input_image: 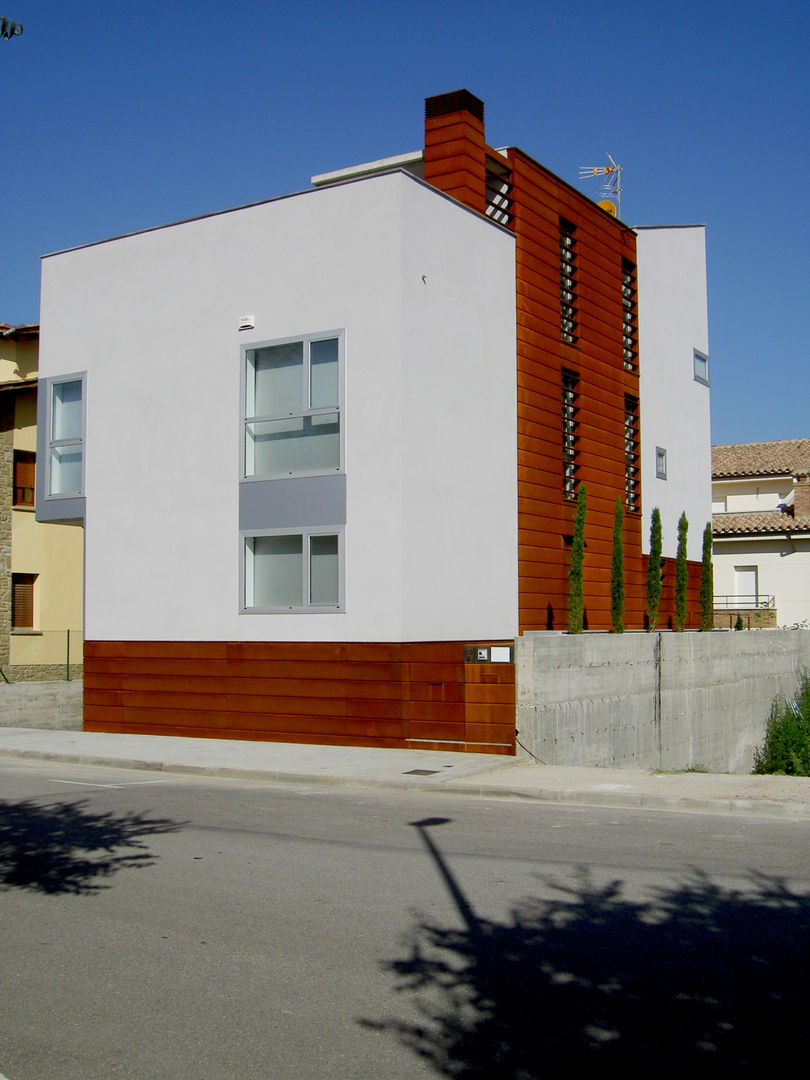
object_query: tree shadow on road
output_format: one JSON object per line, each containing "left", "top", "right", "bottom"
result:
{"left": 0, "top": 798, "right": 183, "bottom": 895}
{"left": 363, "top": 820, "right": 810, "bottom": 1074}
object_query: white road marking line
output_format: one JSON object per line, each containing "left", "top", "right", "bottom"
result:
{"left": 49, "top": 779, "right": 167, "bottom": 789}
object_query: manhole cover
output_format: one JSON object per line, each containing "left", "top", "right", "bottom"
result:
{"left": 403, "top": 769, "right": 440, "bottom": 776}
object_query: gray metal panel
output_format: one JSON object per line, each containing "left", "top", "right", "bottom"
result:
{"left": 239, "top": 474, "right": 346, "bottom": 531}
{"left": 35, "top": 373, "right": 86, "bottom": 523}
{"left": 36, "top": 494, "right": 85, "bottom": 522}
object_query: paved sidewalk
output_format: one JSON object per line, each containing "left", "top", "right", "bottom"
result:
{"left": 1, "top": 727, "right": 809, "bottom": 819}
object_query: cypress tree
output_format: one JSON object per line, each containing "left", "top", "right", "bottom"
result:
{"left": 610, "top": 497, "right": 625, "bottom": 632}
{"left": 568, "top": 483, "right": 587, "bottom": 634}
{"left": 673, "top": 511, "right": 689, "bottom": 631}
{"left": 646, "top": 507, "right": 663, "bottom": 631}
{"left": 699, "top": 522, "right": 714, "bottom": 631}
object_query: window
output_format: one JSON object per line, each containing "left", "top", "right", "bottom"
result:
{"left": 624, "top": 395, "right": 640, "bottom": 512}
{"left": 243, "top": 528, "right": 343, "bottom": 611}
{"left": 559, "top": 218, "right": 578, "bottom": 344}
{"left": 13, "top": 450, "right": 35, "bottom": 507}
{"left": 621, "top": 258, "right": 638, "bottom": 371}
{"left": 561, "top": 369, "right": 579, "bottom": 498}
{"left": 243, "top": 333, "right": 342, "bottom": 479}
{"left": 655, "top": 446, "right": 667, "bottom": 480}
{"left": 48, "top": 377, "right": 84, "bottom": 496}
{"left": 11, "top": 573, "right": 36, "bottom": 629}
{"left": 693, "top": 349, "right": 709, "bottom": 386}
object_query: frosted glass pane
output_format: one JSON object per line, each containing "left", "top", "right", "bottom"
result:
{"left": 248, "top": 343, "right": 302, "bottom": 417}
{"left": 246, "top": 412, "right": 340, "bottom": 476}
{"left": 252, "top": 535, "right": 302, "bottom": 607}
{"left": 49, "top": 445, "right": 82, "bottom": 495}
{"left": 52, "top": 380, "right": 82, "bottom": 440}
{"left": 310, "top": 338, "right": 338, "bottom": 408}
{"left": 310, "top": 535, "right": 339, "bottom": 604}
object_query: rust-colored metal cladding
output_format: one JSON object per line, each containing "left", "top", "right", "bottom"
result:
{"left": 83, "top": 640, "right": 516, "bottom": 754}
{"left": 422, "top": 91, "right": 700, "bottom": 631}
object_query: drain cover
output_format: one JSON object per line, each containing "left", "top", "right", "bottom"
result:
{"left": 403, "top": 769, "right": 440, "bottom": 776}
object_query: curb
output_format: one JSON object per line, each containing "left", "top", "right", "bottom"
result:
{"left": 3, "top": 745, "right": 810, "bottom": 820}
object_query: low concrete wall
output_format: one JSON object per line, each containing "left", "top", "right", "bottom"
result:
{"left": 516, "top": 630, "right": 810, "bottom": 773}
{"left": 0, "top": 679, "right": 83, "bottom": 730}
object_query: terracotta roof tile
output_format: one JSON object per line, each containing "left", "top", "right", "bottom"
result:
{"left": 712, "top": 438, "right": 810, "bottom": 478}
{"left": 712, "top": 508, "right": 810, "bottom": 536}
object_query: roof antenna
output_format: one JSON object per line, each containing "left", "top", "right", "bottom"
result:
{"left": 579, "top": 153, "right": 622, "bottom": 218}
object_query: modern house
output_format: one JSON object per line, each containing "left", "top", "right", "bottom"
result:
{"left": 1, "top": 322, "right": 84, "bottom": 679}
{"left": 37, "top": 90, "right": 711, "bottom": 752}
{"left": 712, "top": 439, "right": 810, "bottom": 628}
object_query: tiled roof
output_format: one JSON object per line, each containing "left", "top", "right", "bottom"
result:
{"left": 712, "top": 509, "right": 810, "bottom": 536}
{"left": 712, "top": 438, "right": 810, "bottom": 478}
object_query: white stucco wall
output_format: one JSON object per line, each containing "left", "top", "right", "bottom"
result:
{"left": 712, "top": 477, "right": 793, "bottom": 513}
{"left": 39, "top": 172, "right": 517, "bottom": 643}
{"left": 713, "top": 537, "right": 810, "bottom": 627}
{"left": 635, "top": 225, "right": 711, "bottom": 561}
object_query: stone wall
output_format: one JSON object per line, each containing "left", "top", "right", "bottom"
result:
{"left": 516, "top": 629, "right": 810, "bottom": 773}
{"left": 0, "top": 679, "right": 83, "bottom": 729}
{"left": 713, "top": 607, "right": 778, "bottom": 630}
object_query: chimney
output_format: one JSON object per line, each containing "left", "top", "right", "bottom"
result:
{"left": 793, "top": 473, "right": 810, "bottom": 517}
{"left": 424, "top": 90, "right": 487, "bottom": 215}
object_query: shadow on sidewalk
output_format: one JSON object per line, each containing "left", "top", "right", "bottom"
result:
{"left": 0, "top": 798, "right": 183, "bottom": 895}
{"left": 363, "top": 818, "right": 810, "bottom": 1073}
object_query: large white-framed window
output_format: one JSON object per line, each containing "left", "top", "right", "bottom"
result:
{"left": 242, "top": 331, "right": 343, "bottom": 480}
{"left": 47, "top": 374, "right": 85, "bottom": 497}
{"left": 242, "top": 527, "right": 344, "bottom": 612}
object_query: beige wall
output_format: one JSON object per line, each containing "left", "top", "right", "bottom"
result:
{"left": 1, "top": 336, "right": 85, "bottom": 675}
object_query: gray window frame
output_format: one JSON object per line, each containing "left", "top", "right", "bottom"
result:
{"left": 693, "top": 348, "right": 710, "bottom": 386}
{"left": 240, "top": 330, "right": 345, "bottom": 482}
{"left": 240, "top": 525, "right": 345, "bottom": 613}
{"left": 655, "top": 446, "right": 668, "bottom": 480}
{"left": 44, "top": 371, "right": 87, "bottom": 501}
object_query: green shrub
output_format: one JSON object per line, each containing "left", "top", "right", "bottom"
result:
{"left": 753, "top": 673, "right": 810, "bottom": 775}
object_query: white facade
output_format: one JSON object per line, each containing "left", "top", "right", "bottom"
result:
{"left": 38, "top": 171, "right": 518, "bottom": 643}
{"left": 712, "top": 471, "right": 810, "bottom": 627}
{"left": 635, "top": 225, "right": 711, "bottom": 562}
{"left": 712, "top": 536, "right": 810, "bottom": 628}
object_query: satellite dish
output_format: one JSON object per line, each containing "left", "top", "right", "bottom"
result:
{"left": 597, "top": 199, "right": 617, "bottom": 217}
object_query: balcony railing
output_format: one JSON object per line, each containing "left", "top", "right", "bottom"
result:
{"left": 713, "top": 594, "right": 775, "bottom": 610}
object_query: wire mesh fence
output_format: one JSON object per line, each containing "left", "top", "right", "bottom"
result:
{"left": 6, "top": 630, "right": 84, "bottom": 681}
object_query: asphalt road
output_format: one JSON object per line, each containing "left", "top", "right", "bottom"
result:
{"left": 1, "top": 757, "right": 809, "bottom": 1078}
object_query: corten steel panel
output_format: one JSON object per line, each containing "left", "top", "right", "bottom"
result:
{"left": 83, "top": 640, "right": 516, "bottom": 754}
{"left": 424, "top": 109, "right": 487, "bottom": 215}
{"left": 419, "top": 95, "right": 712, "bottom": 631}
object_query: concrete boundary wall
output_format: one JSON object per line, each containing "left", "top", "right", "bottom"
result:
{"left": 516, "top": 630, "right": 810, "bottom": 773}
{"left": 0, "top": 680, "right": 83, "bottom": 730}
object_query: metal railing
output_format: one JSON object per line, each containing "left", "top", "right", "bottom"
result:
{"left": 713, "top": 595, "right": 775, "bottom": 610}
{"left": 7, "top": 629, "right": 84, "bottom": 679}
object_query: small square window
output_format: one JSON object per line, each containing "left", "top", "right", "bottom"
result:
{"left": 655, "top": 446, "right": 667, "bottom": 480}
{"left": 243, "top": 528, "right": 343, "bottom": 612}
{"left": 693, "top": 349, "right": 709, "bottom": 386}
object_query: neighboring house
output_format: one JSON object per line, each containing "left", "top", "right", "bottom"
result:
{"left": 37, "top": 90, "right": 711, "bottom": 752}
{"left": 0, "top": 323, "right": 84, "bottom": 679}
{"left": 712, "top": 439, "right": 810, "bottom": 628}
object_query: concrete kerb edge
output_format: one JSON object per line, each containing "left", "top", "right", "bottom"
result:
{"left": 2, "top": 746, "right": 809, "bottom": 819}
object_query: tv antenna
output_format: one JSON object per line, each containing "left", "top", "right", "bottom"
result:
{"left": 579, "top": 153, "right": 622, "bottom": 218}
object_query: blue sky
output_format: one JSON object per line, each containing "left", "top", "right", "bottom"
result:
{"left": 2, "top": 0, "right": 807, "bottom": 445}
